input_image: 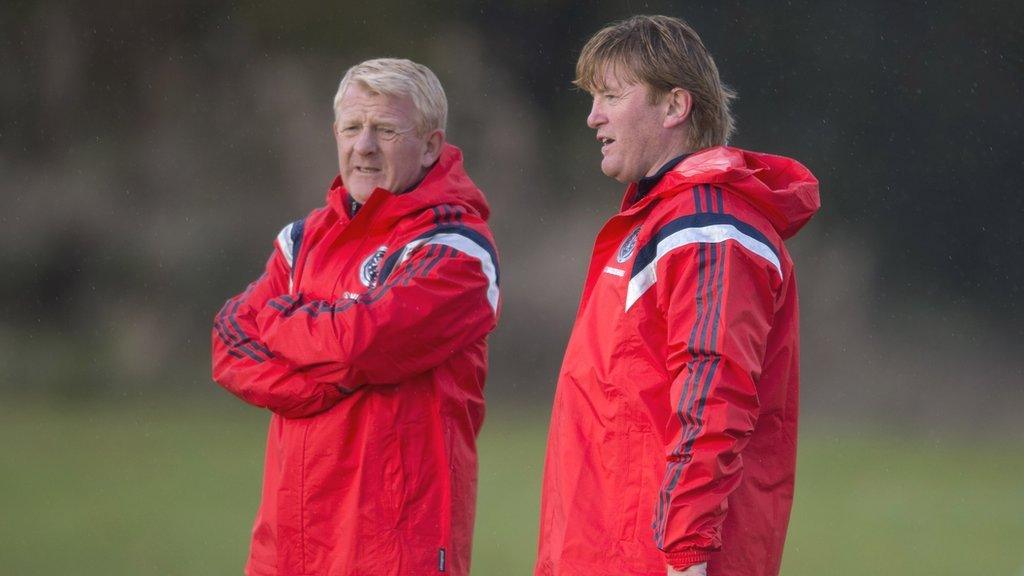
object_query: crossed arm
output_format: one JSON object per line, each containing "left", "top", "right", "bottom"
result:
{"left": 212, "top": 240, "right": 497, "bottom": 417}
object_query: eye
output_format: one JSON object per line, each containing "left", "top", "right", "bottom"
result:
{"left": 376, "top": 126, "right": 399, "bottom": 140}
{"left": 339, "top": 124, "right": 362, "bottom": 136}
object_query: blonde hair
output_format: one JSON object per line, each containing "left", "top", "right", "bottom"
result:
{"left": 575, "top": 15, "right": 736, "bottom": 150}
{"left": 334, "top": 58, "right": 448, "bottom": 134}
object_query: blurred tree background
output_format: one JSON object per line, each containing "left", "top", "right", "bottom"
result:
{"left": 2, "top": 1, "right": 1022, "bottom": 574}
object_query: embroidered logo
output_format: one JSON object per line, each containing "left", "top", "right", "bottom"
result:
{"left": 359, "top": 245, "right": 388, "bottom": 288}
{"left": 617, "top": 226, "right": 641, "bottom": 263}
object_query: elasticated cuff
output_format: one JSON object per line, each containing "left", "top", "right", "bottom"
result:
{"left": 665, "top": 550, "right": 712, "bottom": 571}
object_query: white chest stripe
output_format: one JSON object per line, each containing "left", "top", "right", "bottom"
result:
{"left": 624, "top": 224, "right": 782, "bottom": 311}
{"left": 401, "top": 233, "right": 500, "bottom": 313}
{"left": 276, "top": 223, "right": 296, "bottom": 268}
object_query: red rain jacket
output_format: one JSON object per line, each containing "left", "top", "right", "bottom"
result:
{"left": 212, "top": 144, "right": 500, "bottom": 576}
{"left": 536, "top": 147, "right": 819, "bottom": 576}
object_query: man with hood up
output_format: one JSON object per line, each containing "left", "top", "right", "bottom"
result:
{"left": 535, "top": 16, "right": 820, "bottom": 576}
{"left": 212, "top": 58, "right": 500, "bottom": 576}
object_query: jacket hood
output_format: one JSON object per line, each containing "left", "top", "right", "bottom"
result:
{"left": 326, "top": 143, "right": 490, "bottom": 226}
{"left": 657, "top": 146, "right": 820, "bottom": 239}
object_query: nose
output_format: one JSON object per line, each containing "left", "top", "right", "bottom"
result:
{"left": 354, "top": 126, "right": 378, "bottom": 155}
{"left": 586, "top": 98, "right": 606, "bottom": 129}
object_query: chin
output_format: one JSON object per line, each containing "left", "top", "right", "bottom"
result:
{"left": 602, "top": 167, "right": 630, "bottom": 184}
{"left": 601, "top": 158, "right": 634, "bottom": 183}
{"left": 349, "top": 187, "right": 374, "bottom": 203}
{"left": 600, "top": 160, "right": 620, "bottom": 181}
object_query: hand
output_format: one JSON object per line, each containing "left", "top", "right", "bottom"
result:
{"left": 668, "top": 562, "right": 707, "bottom": 576}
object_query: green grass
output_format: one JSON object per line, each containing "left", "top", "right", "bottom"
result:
{"left": 783, "top": 432, "right": 1024, "bottom": 575}
{"left": 1, "top": 397, "right": 1021, "bottom": 575}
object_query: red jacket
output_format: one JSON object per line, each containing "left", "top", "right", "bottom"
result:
{"left": 535, "top": 147, "right": 819, "bottom": 576}
{"left": 212, "top": 144, "right": 500, "bottom": 576}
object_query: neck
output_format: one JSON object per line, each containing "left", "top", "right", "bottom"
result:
{"left": 644, "top": 146, "right": 691, "bottom": 178}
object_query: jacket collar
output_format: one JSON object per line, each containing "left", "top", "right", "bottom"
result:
{"left": 634, "top": 153, "right": 690, "bottom": 204}
{"left": 619, "top": 153, "right": 691, "bottom": 214}
{"left": 618, "top": 146, "right": 821, "bottom": 239}
{"left": 326, "top": 144, "right": 491, "bottom": 231}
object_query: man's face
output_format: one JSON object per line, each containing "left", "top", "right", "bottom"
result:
{"left": 586, "top": 67, "right": 675, "bottom": 184}
{"left": 334, "top": 83, "right": 440, "bottom": 203}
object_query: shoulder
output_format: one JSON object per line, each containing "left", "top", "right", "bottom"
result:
{"left": 641, "top": 183, "right": 785, "bottom": 281}
{"left": 275, "top": 206, "right": 332, "bottom": 268}
{"left": 396, "top": 203, "right": 497, "bottom": 254}
{"left": 382, "top": 203, "right": 500, "bottom": 284}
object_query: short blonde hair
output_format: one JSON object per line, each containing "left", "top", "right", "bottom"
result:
{"left": 575, "top": 15, "right": 736, "bottom": 151}
{"left": 333, "top": 58, "right": 448, "bottom": 134}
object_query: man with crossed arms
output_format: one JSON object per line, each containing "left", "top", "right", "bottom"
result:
{"left": 213, "top": 58, "right": 500, "bottom": 576}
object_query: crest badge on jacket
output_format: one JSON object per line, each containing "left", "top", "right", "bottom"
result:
{"left": 617, "top": 226, "right": 642, "bottom": 263}
{"left": 360, "top": 245, "right": 388, "bottom": 289}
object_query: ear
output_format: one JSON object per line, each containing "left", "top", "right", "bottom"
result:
{"left": 332, "top": 120, "right": 340, "bottom": 145}
{"left": 422, "top": 129, "right": 445, "bottom": 167}
{"left": 663, "top": 88, "right": 692, "bottom": 129}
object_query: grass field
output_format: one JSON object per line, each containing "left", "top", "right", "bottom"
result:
{"left": 1, "top": 395, "right": 1021, "bottom": 575}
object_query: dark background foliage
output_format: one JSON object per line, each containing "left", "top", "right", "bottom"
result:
{"left": 2, "top": 0, "right": 1021, "bottom": 433}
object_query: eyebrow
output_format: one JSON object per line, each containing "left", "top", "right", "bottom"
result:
{"left": 596, "top": 83, "right": 632, "bottom": 95}
{"left": 339, "top": 119, "right": 401, "bottom": 126}
{"left": 337, "top": 113, "right": 405, "bottom": 126}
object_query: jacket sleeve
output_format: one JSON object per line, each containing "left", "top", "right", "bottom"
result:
{"left": 255, "top": 234, "right": 500, "bottom": 386}
{"left": 211, "top": 235, "right": 348, "bottom": 419}
{"left": 652, "top": 237, "right": 780, "bottom": 569}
